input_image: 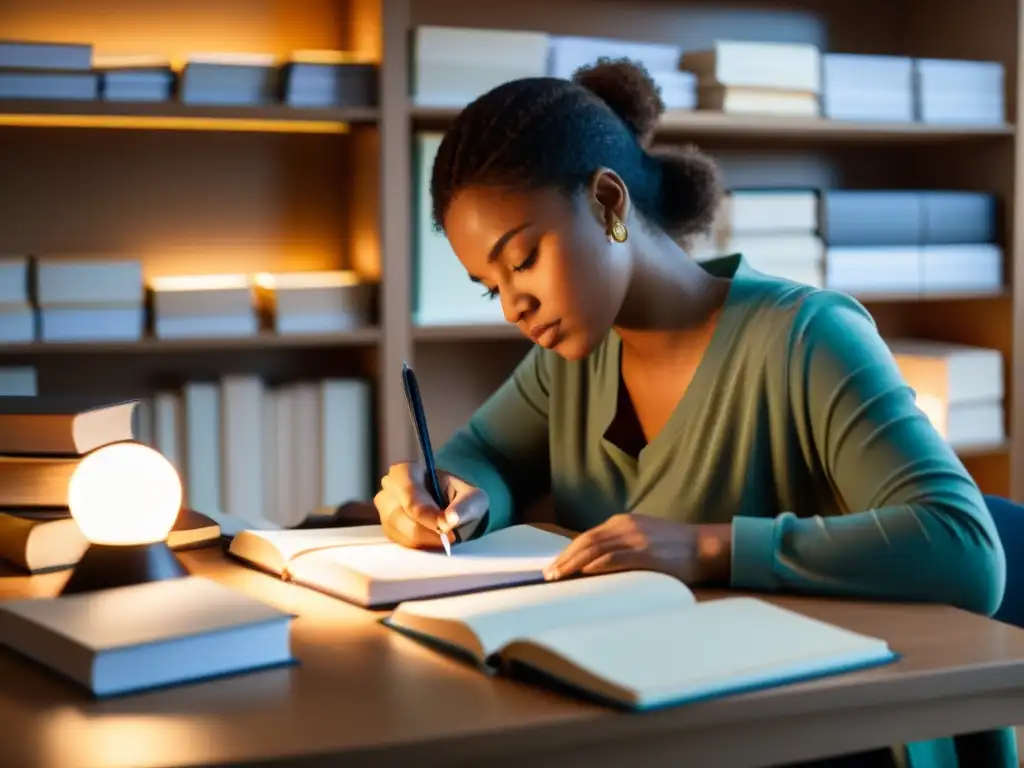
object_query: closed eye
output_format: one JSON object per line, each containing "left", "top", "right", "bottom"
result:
{"left": 512, "top": 246, "right": 539, "bottom": 273}
{"left": 474, "top": 244, "right": 540, "bottom": 300}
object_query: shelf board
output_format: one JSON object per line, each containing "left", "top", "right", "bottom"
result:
{"left": 414, "top": 324, "right": 524, "bottom": 341}
{"left": 854, "top": 289, "right": 1011, "bottom": 303}
{"left": 0, "top": 100, "right": 378, "bottom": 133}
{"left": 956, "top": 441, "right": 1011, "bottom": 459}
{"left": 412, "top": 105, "right": 1014, "bottom": 143}
{"left": 413, "top": 289, "right": 1011, "bottom": 341}
{"left": 0, "top": 329, "right": 380, "bottom": 355}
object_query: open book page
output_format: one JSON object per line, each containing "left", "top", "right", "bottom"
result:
{"left": 228, "top": 525, "right": 389, "bottom": 575}
{"left": 503, "top": 596, "right": 895, "bottom": 710}
{"left": 284, "top": 525, "right": 571, "bottom": 607}
{"left": 388, "top": 570, "right": 696, "bottom": 663}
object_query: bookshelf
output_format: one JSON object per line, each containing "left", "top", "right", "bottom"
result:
{"left": 413, "top": 105, "right": 1016, "bottom": 142}
{"left": 2, "top": 0, "right": 1020, "bottom": 501}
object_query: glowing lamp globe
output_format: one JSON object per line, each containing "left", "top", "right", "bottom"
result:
{"left": 69, "top": 442, "right": 182, "bottom": 546}
{"left": 60, "top": 442, "right": 189, "bottom": 596}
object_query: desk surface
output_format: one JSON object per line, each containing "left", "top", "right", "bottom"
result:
{"left": 1, "top": 546, "right": 1024, "bottom": 768}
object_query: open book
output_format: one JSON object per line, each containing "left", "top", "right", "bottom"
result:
{"left": 385, "top": 571, "right": 897, "bottom": 710}
{"left": 228, "top": 524, "right": 571, "bottom": 608}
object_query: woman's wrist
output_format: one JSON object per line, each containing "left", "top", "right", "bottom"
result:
{"left": 694, "top": 523, "right": 733, "bottom": 584}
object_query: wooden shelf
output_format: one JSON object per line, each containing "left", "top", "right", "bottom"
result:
{"left": 413, "top": 324, "right": 524, "bottom": 341}
{"left": 956, "top": 441, "right": 1012, "bottom": 459}
{"left": 0, "top": 329, "right": 380, "bottom": 355}
{"left": 855, "top": 289, "right": 1011, "bottom": 303}
{"left": 0, "top": 99, "right": 378, "bottom": 133}
{"left": 412, "top": 105, "right": 1014, "bottom": 143}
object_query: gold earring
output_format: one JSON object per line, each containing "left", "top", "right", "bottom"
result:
{"left": 608, "top": 218, "right": 628, "bottom": 244}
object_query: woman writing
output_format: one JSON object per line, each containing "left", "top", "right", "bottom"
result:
{"left": 373, "top": 59, "right": 1009, "bottom": 767}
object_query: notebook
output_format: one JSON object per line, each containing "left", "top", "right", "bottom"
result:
{"left": 385, "top": 571, "right": 897, "bottom": 711}
{"left": 228, "top": 524, "right": 571, "bottom": 608}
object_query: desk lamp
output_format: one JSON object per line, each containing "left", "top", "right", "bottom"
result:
{"left": 60, "top": 441, "right": 187, "bottom": 596}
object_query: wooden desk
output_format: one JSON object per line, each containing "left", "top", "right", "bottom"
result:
{"left": 1, "top": 547, "right": 1024, "bottom": 768}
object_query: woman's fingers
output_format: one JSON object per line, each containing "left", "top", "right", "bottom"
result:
{"left": 544, "top": 525, "right": 626, "bottom": 580}
{"left": 439, "top": 483, "right": 488, "bottom": 531}
{"left": 381, "top": 464, "right": 445, "bottom": 532}
{"left": 374, "top": 485, "right": 444, "bottom": 549}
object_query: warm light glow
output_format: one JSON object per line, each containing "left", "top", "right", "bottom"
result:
{"left": 289, "top": 49, "right": 372, "bottom": 65}
{"left": 150, "top": 273, "right": 252, "bottom": 292}
{"left": 93, "top": 53, "right": 172, "bottom": 69}
{"left": 68, "top": 443, "right": 183, "bottom": 546}
{"left": 0, "top": 115, "right": 351, "bottom": 134}
{"left": 259, "top": 270, "right": 362, "bottom": 290}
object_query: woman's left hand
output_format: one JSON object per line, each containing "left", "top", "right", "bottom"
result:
{"left": 542, "top": 513, "right": 733, "bottom": 585}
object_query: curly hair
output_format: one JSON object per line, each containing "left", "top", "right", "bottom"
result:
{"left": 430, "top": 58, "right": 723, "bottom": 246}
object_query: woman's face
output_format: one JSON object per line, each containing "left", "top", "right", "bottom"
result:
{"left": 443, "top": 183, "right": 632, "bottom": 361}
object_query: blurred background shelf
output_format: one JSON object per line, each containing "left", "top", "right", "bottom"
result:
{"left": 412, "top": 105, "right": 1016, "bottom": 144}
{"left": 0, "top": 329, "right": 381, "bottom": 356}
{"left": 2, "top": 0, "right": 1020, "bottom": 503}
{"left": 0, "top": 100, "right": 377, "bottom": 133}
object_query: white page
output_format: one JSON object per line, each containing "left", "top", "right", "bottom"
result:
{"left": 394, "top": 571, "right": 696, "bottom": 658}
{"left": 309, "top": 525, "right": 570, "bottom": 581}
{"left": 514, "top": 596, "right": 893, "bottom": 708}
{"left": 246, "top": 525, "right": 389, "bottom": 562}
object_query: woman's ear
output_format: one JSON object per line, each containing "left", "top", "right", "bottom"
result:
{"left": 588, "top": 168, "right": 632, "bottom": 232}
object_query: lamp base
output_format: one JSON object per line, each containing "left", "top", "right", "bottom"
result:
{"left": 60, "top": 541, "right": 189, "bottom": 596}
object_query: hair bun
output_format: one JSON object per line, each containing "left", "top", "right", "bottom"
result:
{"left": 572, "top": 58, "right": 665, "bottom": 146}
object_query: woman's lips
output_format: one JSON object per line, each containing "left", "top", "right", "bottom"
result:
{"left": 529, "top": 320, "right": 561, "bottom": 346}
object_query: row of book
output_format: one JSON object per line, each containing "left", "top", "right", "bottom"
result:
{"left": 0, "top": 257, "right": 375, "bottom": 344}
{"left": 889, "top": 340, "right": 1006, "bottom": 451}
{"left": 412, "top": 131, "right": 1004, "bottom": 325}
{"left": 0, "top": 373, "right": 375, "bottom": 572}
{"left": 413, "top": 27, "right": 1004, "bottom": 125}
{"left": 689, "top": 188, "right": 1002, "bottom": 297}
{"left": 137, "top": 376, "right": 374, "bottom": 537}
{"left": 0, "top": 39, "right": 376, "bottom": 108}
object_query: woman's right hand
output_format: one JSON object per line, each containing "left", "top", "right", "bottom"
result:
{"left": 373, "top": 462, "right": 489, "bottom": 549}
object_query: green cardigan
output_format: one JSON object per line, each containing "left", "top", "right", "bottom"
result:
{"left": 435, "top": 254, "right": 1013, "bottom": 767}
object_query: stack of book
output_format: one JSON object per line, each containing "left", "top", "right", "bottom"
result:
{"left": 0, "top": 39, "right": 97, "bottom": 101}
{"left": 822, "top": 190, "right": 1002, "bottom": 297}
{"left": 0, "top": 367, "right": 35, "bottom": 396}
{"left": 0, "top": 255, "right": 33, "bottom": 344}
{"left": 149, "top": 274, "right": 260, "bottom": 339}
{"left": 96, "top": 54, "right": 175, "bottom": 102}
{"left": 257, "top": 271, "right": 375, "bottom": 334}
{"left": 713, "top": 188, "right": 823, "bottom": 287}
{"left": 179, "top": 53, "right": 280, "bottom": 106}
{"left": 887, "top": 339, "right": 1006, "bottom": 450}
{"left": 546, "top": 35, "right": 695, "bottom": 110}
{"left": 821, "top": 54, "right": 914, "bottom": 122}
{"left": 280, "top": 51, "right": 377, "bottom": 107}
{"left": 0, "top": 397, "right": 219, "bottom": 574}
{"left": 35, "top": 257, "right": 145, "bottom": 342}
{"left": 148, "top": 270, "right": 376, "bottom": 338}
{"left": 411, "top": 26, "right": 550, "bottom": 107}
{"left": 681, "top": 41, "right": 821, "bottom": 117}
{"left": 915, "top": 59, "right": 1004, "bottom": 126}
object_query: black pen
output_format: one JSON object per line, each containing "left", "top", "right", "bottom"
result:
{"left": 401, "top": 361, "right": 454, "bottom": 555}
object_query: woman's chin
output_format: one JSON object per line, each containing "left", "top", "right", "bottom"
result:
{"left": 549, "top": 333, "right": 596, "bottom": 361}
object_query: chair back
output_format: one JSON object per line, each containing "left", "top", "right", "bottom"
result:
{"left": 984, "top": 494, "right": 1024, "bottom": 627}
